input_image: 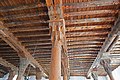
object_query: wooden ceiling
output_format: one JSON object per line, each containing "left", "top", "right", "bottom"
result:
{"left": 0, "top": 0, "right": 120, "bottom": 78}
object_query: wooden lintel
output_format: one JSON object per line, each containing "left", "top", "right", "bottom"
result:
{"left": 0, "top": 21, "right": 49, "bottom": 76}
{"left": 87, "top": 13, "right": 120, "bottom": 77}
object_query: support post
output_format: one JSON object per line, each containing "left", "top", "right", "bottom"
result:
{"left": 91, "top": 72, "right": 98, "bottom": 80}
{"left": 16, "top": 58, "right": 30, "bottom": 80}
{"left": 49, "top": 41, "right": 61, "bottom": 80}
{"left": 46, "top": 0, "right": 69, "bottom": 79}
{"left": 63, "top": 73, "right": 68, "bottom": 80}
{"left": 8, "top": 70, "right": 16, "bottom": 80}
{"left": 49, "top": 24, "right": 62, "bottom": 80}
{"left": 100, "top": 59, "right": 114, "bottom": 80}
{"left": 36, "top": 68, "right": 43, "bottom": 80}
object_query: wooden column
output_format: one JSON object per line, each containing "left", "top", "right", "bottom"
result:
{"left": 16, "top": 58, "right": 30, "bottom": 80}
{"left": 91, "top": 68, "right": 98, "bottom": 80}
{"left": 8, "top": 70, "right": 16, "bottom": 80}
{"left": 91, "top": 72, "right": 98, "bottom": 80}
{"left": 49, "top": 42, "right": 61, "bottom": 80}
{"left": 46, "top": 0, "right": 69, "bottom": 79}
{"left": 36, "top": 68, "right": 42, "bottom": 80}
{"left": 63, "top": 74, "right": 68, "bottom": 80}
{"left": 49, "top": 37, "right": 61, "bottom": 80}
{"left": 49, "top": 22, "right": 62, "bottom": 80}
{"left": 100, "top": 59, "right": 114, "bottom": 80}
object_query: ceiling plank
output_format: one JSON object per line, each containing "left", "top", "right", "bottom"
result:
{"left": 63, "top": 0, "right": 119, "bottom": 8}
{"left": 0, "top": 3, "right": 46, "bottom": 12}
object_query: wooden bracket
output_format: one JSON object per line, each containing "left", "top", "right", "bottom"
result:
{"left": 100, "top": 59, "right": 114, "bottom": 80}
{"left": 91, "top": 70, "right": 98, "bottom": 80}
{"left": 36, "top": 68, "right": 43, "bottom": 80}
{"left": 16, "top": 58, "right": 30, "bottom": 80}
{"left": 87, "top": 12, "right": 120, "bottom": 77}
{"left": 0, "top": 21, "right": 48, "bottom": 76}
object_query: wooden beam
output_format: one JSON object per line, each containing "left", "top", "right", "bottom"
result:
{"left": 4, "top": 20, "right": 48, "bottom": 27}
{"left": 10, "top": 28, "right": 49, "bottom": 33}
{"left": 8, "top": 69, "right": 17, "bottom": 80}
{"left": 0, "top": 21, "right": 49, "bottom": 76}
{"left": 63, "top": 0, "right": 119, "bottom": 8}
{"left": 0, "top": 12, "right": 47, "bottom": 21}
{"left": 0, "top": 57, "right": 18, "bottom": 71}
{"left": 107, "top": 35, "right": 119, "bottom": 51}
{"left": 64, "top": 10, "right": 117, "bottom": 17}
{"left": 66, "top": 25, "right": 111, "bottom": 31}
{"left": 100, "top": 59, "right": 115, "bottom": 80}
{"left": 87, "top": 13, "right": 120, "bottom": 77}
{"left": 0, "top": 3, "right": 46, "bottom": 12}
{"left": 91, "top": 71, "right": 98, "bottom": 80}
{"left": 64, "top": 4, "right": 119, "bottom": 11}
{"left": 66, "top": 17, "right": 115, "bottom": 24}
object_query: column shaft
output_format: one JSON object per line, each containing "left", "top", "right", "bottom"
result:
{"left": 49, "top": 41, "right": 61, "bottom": 80}
{"left": 8, "top": 71, "right": 16, "bottom": 80}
